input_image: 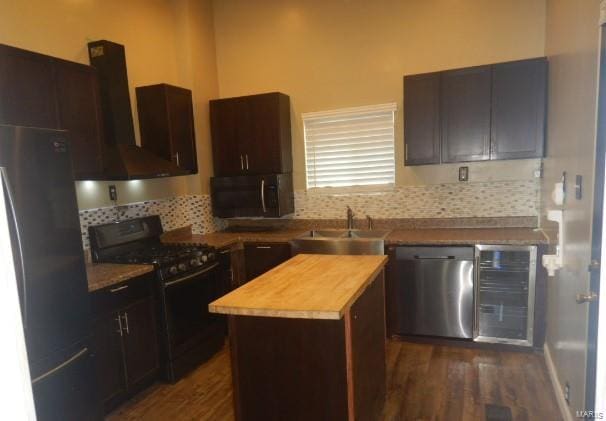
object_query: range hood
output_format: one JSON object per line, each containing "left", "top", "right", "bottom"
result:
{"left": 88, "top": 40, "right": 184, "bottom": 180}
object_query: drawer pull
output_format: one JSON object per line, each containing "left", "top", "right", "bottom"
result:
{"left": 256, "top": 246, "right": 272, "bottom": 249}
{"left": 115, "top": 316, "right": 123, "bottom": 336}
{"left": 122, "top": 312, "right": 130, "bottom": 334}
{"left": 109, "top": 285, "right": 129, "bottom": 293}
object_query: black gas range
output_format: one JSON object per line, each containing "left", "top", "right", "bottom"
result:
{"left": 89, "top": 216, "right": 228, "bottom": 383}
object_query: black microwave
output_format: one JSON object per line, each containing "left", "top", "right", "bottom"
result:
{"left": 210, "top": 173, "right": 294, "bottom": 218}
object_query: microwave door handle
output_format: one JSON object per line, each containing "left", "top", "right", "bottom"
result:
{"left": 0, "top": 167, "right": 27, "bottom": 328}
{"left": 260, "top": 179, "right": 266, "bottom": 213}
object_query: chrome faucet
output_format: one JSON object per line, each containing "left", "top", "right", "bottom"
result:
{"left": 366, "top": 215, "right": 373, "bottom": 230}
{"left": 346, "top": 206, "right": 355, "bottom": 229}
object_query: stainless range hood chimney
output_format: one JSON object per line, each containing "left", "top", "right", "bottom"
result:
{"left": 88, "top": 40, "right": 183, "bottom": 180}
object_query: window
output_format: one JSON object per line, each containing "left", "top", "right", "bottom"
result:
{"left": 303, "top": 103, "right": 396, "bottom": 189}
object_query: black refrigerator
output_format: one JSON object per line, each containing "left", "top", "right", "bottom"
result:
{"left": 0, "top": 125, "right": 101, "bottom": 420}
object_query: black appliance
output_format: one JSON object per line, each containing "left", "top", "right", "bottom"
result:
{"left": 88, "top": 216, "right": 227, "bottom": 382}
{"left": 87, "top": 40, "right": 184, "bottom": 180}
{"left": 211, "top": 173, "right": 294, "bottom": 217}
{"left": 0, "top": 125, "right": 101, "bottom": 420}
{"left": 386, "top": 246, "right": 475, "bottom": 339}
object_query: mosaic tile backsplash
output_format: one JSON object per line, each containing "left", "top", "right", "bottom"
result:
{"left": 78, "top": 194, "right": 224, "bottom": 249}
{"left": 78, "top": 180, "right": 539, "bottom": 248}
{"left": 292, "top": 180, "right": 539, "bottom": 219}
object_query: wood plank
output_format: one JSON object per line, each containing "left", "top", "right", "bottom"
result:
{"left": 209, "top": 254, "right": 388, "bottom": 320}
{"left": 108, "top": 340, "right": 562, "bottom": 421}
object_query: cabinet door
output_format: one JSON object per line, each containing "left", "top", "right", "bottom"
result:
{"left": 91, "top": 312, "right": 127, "bottom": 410}
{"left": 244, "top": 93, "right": 291, "bottom": 174}
{"left": 210, "top": 97, "right": 247, "bottom": 176}
{"left": 0, "top": 44, "right": 58, "bottom": 128}
{"left": 167, "top": 87, "right": 197, "bottom": 173}
{"left": 54, "top": 60, "right": 105, "bottom": 179}
{"left": 404, "top": 72, "right": 441, "bottom": 165}
{"left": 244, "top": 242, "right": 291, "bottom": 282}
{"left": 491, "top": 58, "right": 547, "bottom": 160}
{"left": 441, "top": 66, "right": 491, "bottom": 163}
{"left": 122, "top": 298, "right": 159, "bottom": 389}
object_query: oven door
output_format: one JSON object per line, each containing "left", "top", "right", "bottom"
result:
{"left": 160, "top": 263, "right": 226, "bottom": 361}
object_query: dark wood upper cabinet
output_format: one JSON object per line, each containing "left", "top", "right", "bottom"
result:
{"left": 441, "top": 65, "right": 492, "bottom": 163}
{"left": 136, "top": 84, "right": 198, "bottom": 174}
{"left": 404, "top": 57, "right": 547, "bottom": 166}
{"left": 0, "top": 44, "right": 58, "bottom": 129}
{"left": 490, "top": 58, "right": 547, "bottom": 160}
{"left": 0, "top": 43, "right": 106, "bottom": 179}
{"left": 54, "top": 59, "right": 106, "bottom": 179}
{"left": 209, "top": 96, "right": 246, "bottom": 176}
{"left": 403, "top": 72, "right": 441, "bottom": 165}
{"left": 210, "top": 92, "right": 292, "bottom": 176}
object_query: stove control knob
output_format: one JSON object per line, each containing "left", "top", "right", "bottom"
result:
{"left": 208, "top": 252, "right": 215, "bottom": 261}
{"left": 178, "top": 263, "right": 187, "bottom": 272}
{"left": 168, "top": 266, "right": 178, "bottom": 275}
{"left": 201, "top": 254, "right": 208, "bottom": 262}
{"left": 190, "top": 258, "right": 201, "bottom": 267}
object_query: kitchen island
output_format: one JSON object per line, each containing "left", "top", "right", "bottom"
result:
{"left": 209, "top": 253, "right": 388, "bottom": 421}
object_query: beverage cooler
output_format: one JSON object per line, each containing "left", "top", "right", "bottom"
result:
{"left": 473, "top": 245, "right": 537, "bottom": 347}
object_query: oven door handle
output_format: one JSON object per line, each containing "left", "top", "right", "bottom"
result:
{"left": 163, "top": 262, "right": 220, "bottom": 288}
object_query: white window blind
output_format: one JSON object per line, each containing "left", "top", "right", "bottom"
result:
{"left": 303, "top": 103, "right": 396, "bottom": 189}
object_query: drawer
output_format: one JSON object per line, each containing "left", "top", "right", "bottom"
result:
{"left": 90, "top": 272, "right": 156, "bottom": 317}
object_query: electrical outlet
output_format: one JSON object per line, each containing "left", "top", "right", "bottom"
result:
{"left": 458, "top": 166, "right": 469, "bottom": 182}
{"left": 564, "top": 381, "right": 571, "bottom": 405}
{"left": 109, "top": 185, "right": 118, "bottom": 202}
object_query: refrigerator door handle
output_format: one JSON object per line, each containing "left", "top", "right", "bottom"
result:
{"left": 0, "top": 167, "right": 27, "bottom": 327}
{"left": 31, "top": 347, "right": 89, "bottom": 385}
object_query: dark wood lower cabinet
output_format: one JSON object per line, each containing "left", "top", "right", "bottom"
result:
{"left": 90, "top": 274, "right": 159, "bottom": 413}
{"left": 228, "top": 272, "right": 386, "bottom": 420}
{"left": 92, "top": 312, "right": 127, "bottom": 409}
{"left": 243, "top": 242, "right": 291, "bottom": 282}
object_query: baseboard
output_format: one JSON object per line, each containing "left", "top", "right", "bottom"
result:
{"left": 544, "top": 343, "right": 574, "bottom": 421}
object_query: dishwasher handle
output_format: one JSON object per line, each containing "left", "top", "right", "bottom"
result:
{"left": 413, "top": 255, "right": 456, "bottom": 260}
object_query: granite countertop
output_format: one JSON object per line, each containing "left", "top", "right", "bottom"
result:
{"left": 86, "top": 262, "right": 154, "bottom": 292}
{"left": 162, "top": 226, "right": 549, "bottom": 249}
{"left": 385, "top": 227, "right": 549, "bottom": 245}
{"left": 209, "top": 254, "right": 388, "bottom": 320}
{"left": 162, "top": 229, "right": 309, "bottom": 249}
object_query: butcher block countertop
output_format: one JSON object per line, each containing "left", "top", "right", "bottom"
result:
{"left": 209, "top": 254, "right": 388, "bottom": 320}
{"left": 86, "top": 262, "right": 154, "bottom": 292}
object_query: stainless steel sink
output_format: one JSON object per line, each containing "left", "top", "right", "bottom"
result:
{"left": 290, "top": 229, "right": 390, "bottom": 255}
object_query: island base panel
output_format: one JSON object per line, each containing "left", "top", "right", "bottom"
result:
{"left": 228, "top": 271, "right": 386, "bottom": 421}
{"left": 228, "top": 315, "right": 348, "bottom": 421}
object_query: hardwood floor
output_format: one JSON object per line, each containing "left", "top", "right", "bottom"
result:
{"left": 108, "top": 340, "right": 561, "bottom": 421}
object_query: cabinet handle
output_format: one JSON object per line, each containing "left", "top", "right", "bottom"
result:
{"left": 256, "top": 246, "right": 272, "bottom": 249}
{"left": 229, "top": 268, "right": 234, "bottom": 283}
{"left": 115, "top": 316, "right": 123, "bottom": 337}
{"left": 245, "top": 154, "right": 249, "bottom": 170}
{"left": 174, "top": 152, "right": 180, "bottom": 167}
{"left": 122, "top": 312, "right": 130, "bottom": 334}
{"left": 405, "top": 144, "right": 408, "bottom": 161}
{"left": 109, "top": 285, "right": 128, "bottom": 293}
{"left": 260, "top": 179, "right": 267, "bottom": 213}
{"left": 240, "top": 155, "right": 244, "bottom": 170}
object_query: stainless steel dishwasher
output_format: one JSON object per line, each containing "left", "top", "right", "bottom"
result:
{"left": 387, "top": 246, "right": 475, "bottom": 339}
